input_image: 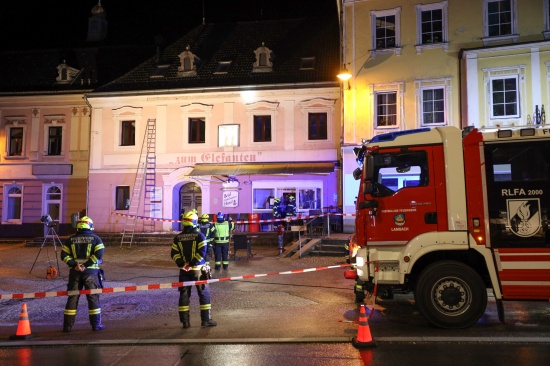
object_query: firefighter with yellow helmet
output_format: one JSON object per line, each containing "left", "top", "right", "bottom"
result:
{"left": 198, "top": 213, "right": 215, "bottom": 261}
{"left": 61, "top": 215, "right": 105, "bottom": 332}
{"left": 171, "top": 211, "right": 216, "bottom": 328}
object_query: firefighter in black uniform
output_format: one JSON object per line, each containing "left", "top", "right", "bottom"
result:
{"left": 61, "top": 216, "right": 105, "bottom": 332}
{"left": 171, "top": 211, "right": 217, "bottom": 328}
{"left": 198, "top": 213, "right": 214, "bottom": 261}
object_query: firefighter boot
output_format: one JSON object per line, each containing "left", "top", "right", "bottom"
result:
{"left": 201, "top": 310, "right": 217, "bottom": 327}
{"left": 63, "top": 315, "right": 75, "bottom": 333}
{"left": 181, "top": 312, "right": 190, "bottom": 329}
{"left": 90, "top": 314, "right": 105, "bottom": 331}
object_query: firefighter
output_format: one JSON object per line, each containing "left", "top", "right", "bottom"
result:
{"left": 272, "top": 198, "right": 281, "bottom": 220}
{"left": 345, "top": 234, "right": 366, "bottom": 304}
{"left": 171, "top": 211, "right": 216, "bottom": 328}
{"left": 198, "top": 213, "right": 214, "bottom": 261}
{"left": 286, "top": 195, "right": 297, "bottom": 217}
{"left": 211, "top": 212, "right": 234, "bottom": 270}
{"left": 61, "top": 216, "right": 105, "bottom": 332}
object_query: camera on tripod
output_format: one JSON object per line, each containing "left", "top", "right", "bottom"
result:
{"left": 40, "top": 215, "right": 55, "bottom": 227}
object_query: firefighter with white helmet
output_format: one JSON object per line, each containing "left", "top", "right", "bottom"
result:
{"left": 211, "top": 211, "right": 234, "bottom": 271}
{"left": 61, "top": 216, "right": 105, "bottom": 332}
{"left": 171, "top": 211, "right": 216, "bottom": 328}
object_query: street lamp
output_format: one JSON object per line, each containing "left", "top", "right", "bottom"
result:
{"left": 337, "top": 67, "right": 352, "bottom": 81}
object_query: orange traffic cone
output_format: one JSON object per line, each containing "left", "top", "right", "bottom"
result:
{"left": 10, "top": 303, "right": 34, "bottom": 340}
{"left": 352, "top": 304, "right": 376, "bottom": 349}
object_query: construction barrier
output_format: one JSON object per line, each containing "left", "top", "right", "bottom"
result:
{"left": 0, "top": 263, "right": 352, "bottom": 300}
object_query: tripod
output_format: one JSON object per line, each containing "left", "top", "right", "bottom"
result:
{"left": 30, "top": 223, "right": 62, "bottom": 275}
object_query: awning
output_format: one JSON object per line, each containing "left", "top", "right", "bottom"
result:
{"left": 187, "top": 162, "right": 336, "bottom": 176}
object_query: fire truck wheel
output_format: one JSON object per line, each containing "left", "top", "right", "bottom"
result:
{"left": 415, "top": 260, "right": 487, "bottom": 329}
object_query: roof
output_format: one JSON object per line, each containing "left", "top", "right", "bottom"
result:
{"left": 90, "top": 15, "right": 340, "bottom": 95}
{"left": 0, "top": 45, "right": 155, "bottom": 95}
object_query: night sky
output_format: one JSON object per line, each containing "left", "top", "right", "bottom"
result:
{"left": 1, "top": 0, "right": 336, "bottom": 49}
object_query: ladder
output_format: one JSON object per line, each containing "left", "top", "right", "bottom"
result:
{"left": 120, "top": 119, "right": 157, "bottom": 247}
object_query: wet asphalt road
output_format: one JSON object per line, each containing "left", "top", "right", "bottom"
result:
{"left": 1, "top": 240, "right": 550, "bottom": 365}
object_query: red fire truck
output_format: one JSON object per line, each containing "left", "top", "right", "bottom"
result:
{"left": 350, "top": 125, "right": 550, "bottom": 329}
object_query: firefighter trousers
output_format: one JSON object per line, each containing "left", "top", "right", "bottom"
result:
{"left": 213, "top": 242, "right": 229, "bottom": 269}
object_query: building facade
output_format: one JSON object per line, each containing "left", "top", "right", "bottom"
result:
{"left": 339, "top": 0, "right": 550, "bottom": 229}
{"left": 86, "top": 16, "right": 343, "bottom": 233}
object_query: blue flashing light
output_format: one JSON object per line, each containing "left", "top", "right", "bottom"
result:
{"left": 369, "top": 128, "right": 431, "bottom": 143}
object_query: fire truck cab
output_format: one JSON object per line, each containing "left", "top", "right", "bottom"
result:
{"left": 352, "top": 125, "right": 550, "bottom": 329}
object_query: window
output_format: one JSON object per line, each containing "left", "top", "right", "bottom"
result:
{"left": 121, "top": 121, "right": 135, "bottom": 146}
{"left": 422, "top": 88, "right": 445, "bottom": 125}
{"left": 416, "top": 78, "right": 451, "bottom": 127}
{"left": 300, "top": 57, "right": 315, "bottom": 70}
{"left": 3, "top": 183, "right": 22, "bottom": 224}
{"left": 188, "top": 118, "right": 205, "bottom": 144}
{"left": 8, "top": 127, "right": 23, "bottom": 156}
{"left": 253, "top": 115, "right": 271, "bottom": 142}
{"left": 178, "top": 46, "right": 199, "bottom": 77}
{"left": 246, "top": 101, "right": 278, "bottom": 146}
{"left": 115, "top": 186, "right": 130, "bottom": 210}
{"left": 44, "top": 184, "right": 62, "bottom": 222}
{"left": 376, "top": 92, "right": 398, "bottom": 128}
{"left": 415, "top": 1, "right": 448, "bottom": 53}
{"left": 482, "top": 0, "right": 518, "bottom": 45}
{"left": 253, "top": 189, "right": 275, "bottom": 209}
{"left": 252, "top": 181, "right": 323, "bottom": 214}
{"left": 308, "top": 113, "right": 327, "bottom": 140}
{"left": 370, "top": 8, "right": 402, "bottom": 57}
{"left": 371, "top": 151, "right": 428, "bottom": 197}
{"left": 253, "top": 43, "right": 273, "bottom": 73}
{"left": 214, "top": 61, "right": 232, "bottom": 74}
{"left": 491, "top": 76, "right": 519, "bottom": 118}
{"left": 48, "top": 126, "right": 63, "bottom": 155}
{"left": 218, "top": 124, "right": 239, "bottom": 147}
{"left": 299, "top": 98, "right": 335, "bottom": 143}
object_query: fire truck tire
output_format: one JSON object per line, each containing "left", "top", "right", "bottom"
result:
{"left": 415, "top": 260, "right": 487, "bottom": 329}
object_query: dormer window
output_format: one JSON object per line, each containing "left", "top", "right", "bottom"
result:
{"left": 55, "top": 60, "right": 80, "bottom": 84}
{"left": 151, "top": 64, "right": 170, "bottom": 78}
{"left": 300, "top": 57, "right": 315, "bottom": 70}
{"left": 178, "top": 46, "right": 199, "bottom": 77}
{"left": 214, "top": 61, "right": 232, "bottom": 74}
{"left": 252, "top": 42, "right": 273, "bottom": 73}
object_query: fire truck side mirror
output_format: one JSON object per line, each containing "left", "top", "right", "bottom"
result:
{"left": 352, "top": 167, "right": 362, "bottom": 180}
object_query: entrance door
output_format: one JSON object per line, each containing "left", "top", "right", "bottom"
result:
{"left": 180, "top": 182, "right": 202, "bottom": 218}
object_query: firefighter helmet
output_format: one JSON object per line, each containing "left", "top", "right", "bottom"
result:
{"left": 77, "top": 216, "right": 94, "bottom": 231}
{"left": 182, "top": 211, "right": 198, "bottom": 227}
{"left": 200, "top": 213, "right": 210, "bottom": 222}
{"left": 289, "top": 195, "right": 295, "bottom": 201}
{"left": 274, "top": 198, "right": 280, "bottom": 203}
{"left": 216, "top": 212, "right": 225, "bottom": 222}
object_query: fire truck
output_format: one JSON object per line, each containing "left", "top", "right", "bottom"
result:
{"left": 349, "top": 125, "right": 550, "bottom": 329}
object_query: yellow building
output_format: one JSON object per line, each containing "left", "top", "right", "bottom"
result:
{"left": 339, "top": 0, "right": 550, "bottom": 227}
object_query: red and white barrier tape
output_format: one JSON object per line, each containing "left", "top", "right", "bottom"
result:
{"left": 0, "top": 263, "right": 352, "bottom": 300}
{"left": 112, "top": 212, "right": 356, "bottom": 224}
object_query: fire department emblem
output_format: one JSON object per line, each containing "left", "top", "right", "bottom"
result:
{"left": 394, "top": 214, "right": 405, "bottom": 226}
{"left": 507, "top": 198, "right": 541, "bottom": 237}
